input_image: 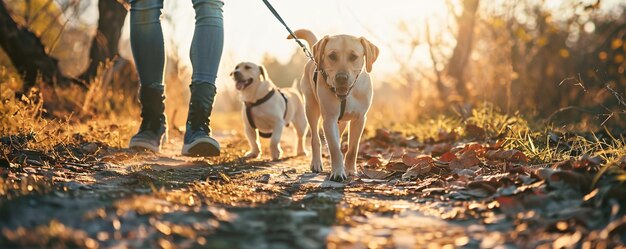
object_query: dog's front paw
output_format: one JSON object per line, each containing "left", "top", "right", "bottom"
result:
{"left": 310, "top": 159, "right": 323, "bottom": 173}
{"left": 270, "top": 146, "right": 283, "bottom": 161}
{"left": 296, "top": 149, "right": 309, "bottom": 157}
{"left": 345, "top": 167, "right": 357, "bottom": 177}
{"left": 344, "top": 161, "right": 357, "bottom": 176}
{"left": 270, "top": 151, "right": 283, "bottom": 161}
{"left": 329, "top": 169, "right": 347, "bottom": 182}
{"left": 244, "top": 151, "right": 260, "bottom": 159}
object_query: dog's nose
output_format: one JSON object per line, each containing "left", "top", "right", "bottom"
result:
{"left": 234, "top": 71, "right": 242, "bottom": 77}
{"left": 335, "top": 73, "right": 349, "bottom": 85}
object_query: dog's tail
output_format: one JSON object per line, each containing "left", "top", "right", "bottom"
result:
{"left": 287, "top": 29, "right": 317, "bottom": 49}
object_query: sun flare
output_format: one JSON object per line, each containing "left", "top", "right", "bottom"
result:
{"left": 138, "top": 0, "right": 458, "bottom": 87}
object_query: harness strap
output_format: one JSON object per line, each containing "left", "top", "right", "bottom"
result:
{"left": 278, "top": 90, "right": 288, "bottom": 120}
{"left": 314, "top": 69, "right": 346, "bottom": 121}
{"left": 244, "top": 88, "right": 288, "bottom": 138}
{"left": 339, "top": 99, "right": 346, "bottom": 121}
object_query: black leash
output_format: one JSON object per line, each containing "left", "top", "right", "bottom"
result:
{"left": 245, "top": 89, "right": 289, "bottom": 138}
{"left": 261, "top": 0, "right": 347, "bottom": 121}
{"left": 261, "top": 0, "right": 315, "bottom": 62}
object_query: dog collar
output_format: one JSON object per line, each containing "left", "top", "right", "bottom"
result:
{"left": 314, "top": 67, "right": 361, "bottom": 121}
{"left": 314, "top": 67, "right": 361, "bottom": 99}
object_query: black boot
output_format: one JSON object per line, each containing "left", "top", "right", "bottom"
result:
{"left": 129, "top": 85, "right": 167, "bottom": 153}
{"left": 182, "top": 83, "right": 220, "bottom": 157}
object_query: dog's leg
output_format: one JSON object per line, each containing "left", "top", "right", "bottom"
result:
{"left": 323, "top": 119, "right": 346, "bottom": 181}
{"left": 338, "top": 121, "right": 348, "bottom": 151}
{"left": 294, "top": 110, "right": 309, "bottom": 156}
{"left": 345, "top": 117, "right": 365, "bottom": 176}
{"left": 269, "top": 121, "right": 284, "bottom": 161}
{"left": 244, "top": 122, "right": 261, "bottom": 159}
{"left": 306, "top": 102, "right": 323, "bottom": 172}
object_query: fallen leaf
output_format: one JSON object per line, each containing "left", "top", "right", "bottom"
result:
{"left": 402, "top": 155, "right": 433, "bottom": 167}
{"left": 362, "top": 168, "right": 391, "bottom": 180}
{"left": 495, "top": 196, "right": 524, "bottom": 215}
{"left": 488, "top": 140, "right": 505, "bottom": 150}
{"left": 402, "top": 159, "right": 433, "bottom": 179}
{"left": 437, "top": 129, "right": 458, "bottom": 142}
{"left": 465, "top": 124, "right": 486, "bottom": 139}
{"left": 549, "top": 171, "right": 592, "bottom": 193}
{"left": 366, "top": 157, "right": 386, "bottom": 167}
{"left": 82, "top": 143, "right": 99, "bottom": 154}
{"left": 461, "top": 187, "right": 492, "bottom": 198}
{"left": 468, "top": 180, "right": 501, "bottom": 195}
{"left": 374, "top": 128, "right": 391, "bottom": 142}
{"left": 386, "top": 162, "right": 410, "bottom": 172}
{"left": 450, "top": 150, "right": 481, "bottom": 170}
{"left": 402, "top": 137, "right": 423, "bottom": 148}
{"left": 551, "top": 159, "right": 574, "bottom": 170}
{"left": 439, "top": 152, "right": 457, "bottom": 163}
{"left": 485, "top": 149, "right": 528, "bottom": 162}
{"left": 427, "top": 143, "right": 453, "bottom": 157}
{"left": 572, "top": 154, "right": 604, "bottom": 169}
{"left": 459, "top": 143, "right": 486, "bottom": 156}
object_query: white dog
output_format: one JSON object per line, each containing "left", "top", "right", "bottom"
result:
{"left": 289, "top": 29, "right": 379, "bottom": 181}
{"left": 231, "top": 62, "right": 308, "bottom": 160}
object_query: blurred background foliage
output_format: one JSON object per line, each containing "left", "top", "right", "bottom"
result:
{"left": 0, "top": 0, "right": 625, "bottom": 132}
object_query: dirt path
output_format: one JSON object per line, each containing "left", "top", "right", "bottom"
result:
{"left": 3, "top": 127, "right": 624, "bottom": 249}
{"left": 0, "top": 133, "right": 489, "bottom": 249}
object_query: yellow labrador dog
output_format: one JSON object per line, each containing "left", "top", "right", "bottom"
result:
{"left": 231, "top": 62, "right": 308, "bottom": 160}
{"left": 289, "top": 29, "right": 379, "bottom": 181}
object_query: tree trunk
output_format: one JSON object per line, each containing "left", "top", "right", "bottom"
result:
{"left": 425, "top": 20, "right": 446, "bottom": 96}
{"left": 447, "top": 0, "right": 479, "bottom": 98}
{"left": 0, "top": 1, "right": 73, "bottom": 90}
{"left": 79, "top": 0, "right": 128, "bottom": 82}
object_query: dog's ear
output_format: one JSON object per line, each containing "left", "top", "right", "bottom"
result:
{"left": 312, "top": 36, "right": 329, "bottom": 67}
{"left": 360, "top": 37, "right": 379, "bottom": 73}
{"left": 258, "top": 65, "right": 267, "bottom": 80}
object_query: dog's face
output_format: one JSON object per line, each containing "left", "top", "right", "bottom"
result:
{"left": 312, "top": 35, "right": 379, "bottom": 98}
{"left": 230, "top": 62, "right": 267, "bottom": 91}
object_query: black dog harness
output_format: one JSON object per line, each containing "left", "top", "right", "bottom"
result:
{"left": 245, "top": 89, "right": 288, "bottom": 138}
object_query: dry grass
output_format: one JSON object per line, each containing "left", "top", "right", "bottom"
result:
{"left": 1, "top": 87, "right": 136, "bottom": 151}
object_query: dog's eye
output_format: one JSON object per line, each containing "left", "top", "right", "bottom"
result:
{"left": 244, "top": 65, "right": 251, "bottom": 70}
{"left": 349, "top": 54, "right": 358, "bottom": 62}
{"left": 328, "top": 53, "right": 337, "bottom": 61}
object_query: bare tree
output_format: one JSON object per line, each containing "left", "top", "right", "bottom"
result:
{"left": 447, "top": 0, "right": 480, "bottom": 98}
{"left": 0, "top": 0, "right": 76, "bottom": 90}
{"left": 79, "top": 0, "right": 128, "bottom": 82}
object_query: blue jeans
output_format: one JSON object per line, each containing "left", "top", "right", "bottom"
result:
{"left": 130, "top": 0, "right": 224, "bottom": 88}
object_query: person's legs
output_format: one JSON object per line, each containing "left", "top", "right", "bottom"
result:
{"left": 128, "top": 0, "right": 168, "bottom": 153}
{"left": 190, "top": 0, "right": 224, "bottom": 86}
{"left": 182, "top": 0, "right": 224, "bottom": 157}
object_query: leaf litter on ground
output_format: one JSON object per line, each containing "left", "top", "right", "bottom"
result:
{"left": 356, "top": 125, "right": 626, "bottom": 247}
{"left": 2, "top": 98, "right": 626, "bottom": 248}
